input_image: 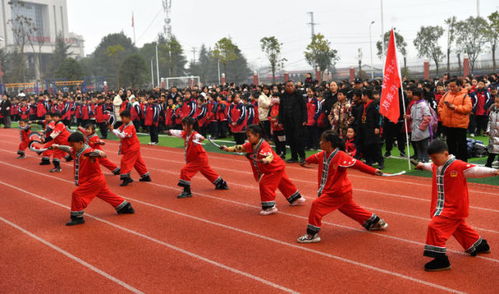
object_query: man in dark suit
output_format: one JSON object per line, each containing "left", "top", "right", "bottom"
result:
{"left": 279, "top": 81, "right": 307, "bottom": 163}
{"left": 0, "top": 94, "right": 11, "bottom": 128}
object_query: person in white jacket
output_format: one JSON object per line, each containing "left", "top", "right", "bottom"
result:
{"left": 258, "top": 86, "right": 271, "bottom": 138}
{"left": 113, "top": 89, "right": 124, "bottom": 124}
{"left": 486, "top": 95, "right": 499, "bottom": 167}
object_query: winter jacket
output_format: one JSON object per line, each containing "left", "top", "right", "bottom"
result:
{"left": 487, "top": 105, "right": 499, "bottom": 154}
{"left": 437, "top": 90, "right": 472, "bottom": 129}
{"left": 409, "top": 99, "right": 431, "bottom": 142}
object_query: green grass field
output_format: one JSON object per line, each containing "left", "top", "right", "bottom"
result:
{"left": 15, "top": 122, "right": 499, "bottom": 186}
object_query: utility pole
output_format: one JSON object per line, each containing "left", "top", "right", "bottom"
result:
{"left": 155, "top": 41, "right": 160, "bottom": 88}
{"left": 380, "top": 0, "right": 385, "bottom": 56}
{"left": 476, "top": 0, "right": 480, "bottom": 17}
{"left": 307, "top": 11, "right": 317, "bottom": 39}
{"left": 150, "top": 59, "right": 154, "bottom": 88}
{"left": 369, "top": 20, "right": 375, "bottom": 79}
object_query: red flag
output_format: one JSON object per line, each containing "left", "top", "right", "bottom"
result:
{"left": 380, "top": 29, "right": 401, "bottom": 123}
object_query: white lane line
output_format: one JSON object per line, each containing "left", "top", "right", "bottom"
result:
{"left": 0, "top": 159, "right": 497, "bottom": 265}
{"left": 0, "top": 216, "right": 144, "bottom": 294}
{"left": 0, "top": 180, "right": 467, "bottom": 294}
{"left": 0, "top": 180, "right": 298, "bottom": 294}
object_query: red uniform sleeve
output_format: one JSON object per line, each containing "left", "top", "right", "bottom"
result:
{"left": 305, "top": 152, "right": 320, "bottom": 164}
{"left": 241, "top": 142, "right": 252, "bottom": 153}
{"left": 352, "top": 160, "right": 377, "bottom": 175}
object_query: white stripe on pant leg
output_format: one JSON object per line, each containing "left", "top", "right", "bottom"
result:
{"left": 0, "top": 216, "right": 144, "bottom": 294}
{"left": 0, "top": 181, "right": 299, "bottom": 294}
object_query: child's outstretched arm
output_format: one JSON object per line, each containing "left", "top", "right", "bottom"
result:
{"left": 51, "top": 144, "right": 72, "bottom": 154}
{"left": 300, "top": 153, "right": 319, "bottom": 168}
{"left": 351, "top": 159, "right": 383, "bottom": 176}
{"left": 464, "top": 166, "right": 499, "bottom": 178}
{"left": 415, "top": 162, "right": 433, "bottom": 172}
{"left": 167, "top": 129, "right": 183, "bottom": 138}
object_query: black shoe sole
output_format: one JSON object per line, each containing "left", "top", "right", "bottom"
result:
{"left": 424, "top": 266, "right": 451, "bottom": 272}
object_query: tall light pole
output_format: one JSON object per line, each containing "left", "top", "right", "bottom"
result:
{"left": 155, "top": 41, "right": 160, "bottom": 88}
{"left": 369, "top": 20, "right": 375, "bottom": 79}
{"left": 380, "top": 0, "right": 385, "bottom": 56}
{"left": 150, "top": 59, "right": 154, "bottom": 88}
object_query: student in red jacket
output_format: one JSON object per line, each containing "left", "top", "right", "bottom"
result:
{"left": 228, "top": 93, "right": 247, "bottom": 144}
{"left": 415, "top": 140, "right": 498, "bottom": 271}
{"left": 222, "top": 124, "right": 305, "bottom": 215}
{"left": 78, "top": 123, "right": 120, "bottom": 175}
{"left": 143, "top": 96, "right": 160, "bottom": 145}
{"left": 216, "top": 95, "right": 229, "bottom": 138}
{"left": 44, "top": 112, "right": 71, "bottom": 172}
{"left": 16, "top": 120, "right": 31, "bottom": 159}
{"left": 51, "top": 132, "right": 135, "bottom": 226}
{"left": 297, "top": 130, "right": 387, "bottom": 243}
{"left": 181, "top": 90, "right": 197, "bottom": 119}
{"left": 193, "top": 96, "right": 208, "bottom": 136}
{"left": 345, "top": 127, "right": 357, "bottom": 157}
{"left": 268, "top": 94, "right": 286, "bottom": 159}
{"left": 111, "top": 110, "right": 151, "bottom": 186}
{"left": 305, "top": 88, "right": 319, "bottom": 150}
{"left": 167, "top": 117, "right": 229, "bottom": 198}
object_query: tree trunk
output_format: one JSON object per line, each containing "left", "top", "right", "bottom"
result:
{"left": 447, "top": 48, "right": 450, "bottom": 74}
{"left": 435, "top": 60, "right": 439, "bottom": 76}
{"left": 271, "top": 64, "right": 276, "bottom": 84}
{"left": 493, "top": 42, "right": 497, "bottom": 72}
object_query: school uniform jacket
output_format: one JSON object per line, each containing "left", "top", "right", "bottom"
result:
{"left": 113, "top": 122, "right": 141, "bottom": 154}
{"left": 305, "top": 149, "right": 376, "bottom": 196}
{"left": 228, "top": 102, "right": 247, "bottom": 133}
{"left": 170, "top": 130, "right": 207, "bottom": 163}
{"left": 241, "top": 139, "right": 285, "bottom": 181}
{"left": 50, "top": 121, "right": 71, "bottom": 144}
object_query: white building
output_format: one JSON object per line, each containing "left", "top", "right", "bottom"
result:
{"left": 0, "top": 0, "right": 84, "bottom": 80}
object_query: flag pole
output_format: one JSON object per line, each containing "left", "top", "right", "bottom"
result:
{"left": 393, "top": 29, "right": 411, "bottom": 170}
{"left": 132, "top": 12, "right": 136, "bottom": 45}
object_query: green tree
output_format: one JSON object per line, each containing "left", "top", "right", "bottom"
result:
{"left": 304, "top": 33, "right": 339, "bottom": 81}
{"left": 213, "top": 37, "right": 238, "bottom": 80}
{"left": 444, "top": 16, "right": 457, "bottom": 73}
{"left": 486, "top": 11, "right": 499, "bottom": 72}
{"left": 260, "top": 36, "right": 286, "bottom": 83}
{"left": 414, "top": 26, "right": 445, "bottom": 75}
{"left": 7, "top": 12, "right": 37, "bottom": 82}
{"left": 160, "top": 35, "right": 187, "bottom": 77}
{"left": 56, "top": 58, "right": 83, "bottom": 80}
{"left": 376, "top": 30, "right": 408, "bottom": 73}
{"left": 455, "top": 16, "right": 489, "bottom": 73}
{"left": 87, "top": 33, "right": 137, "bottom": 87}
{"left": 118, "top": 54, "right": 147, "bottom": 88}
{"left": 225, "top": 46, "right": 252, "bottom": 84}
{"left": 48, "top": 33, "right": 71, "bottom": 78}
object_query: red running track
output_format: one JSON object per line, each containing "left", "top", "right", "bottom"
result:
{"left": 0, "top": 129, "right": 498, "bottom": 293}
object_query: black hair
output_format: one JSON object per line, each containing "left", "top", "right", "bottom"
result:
{"left": 446, "top": 78, "right": 462, "bottom": 86}
{"left": 320, "top": 130, "right": 345, "bottom": 151}
{"left": 412, "top": 88, "right": 424, "bottom": 98}
{"left": 182, "top": 116, "right": 196, "bottom": 126}
{"left": 246, "top": 124, "right": 264, "bottom": 138}
{"left": 361, "top": 88, "right": 373, "bottom": 99}
{"left": 427, "top": 140, "right": 448, "bottom": 155}
{"left": 68, "top": 132, "right": 85, "bottom": 143}
{"left": 84, "top": 122, "right": 96, "bottom": 130}
{"left": 120, "top": 110, "right": 131, "bottom": 118}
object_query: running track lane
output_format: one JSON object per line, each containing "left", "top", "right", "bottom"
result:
{"left": 0, "top": 152, "right": 494, "bottom": 292}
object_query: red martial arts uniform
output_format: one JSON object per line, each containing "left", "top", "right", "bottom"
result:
{"left": 305, "top": 149, "right": 381, "bottom": 234}
{"left": 48, "top": 121, "right": 71, "bottom": 161}
{"left": 423, "top": 157, "right": 484, "bottom": 257}
{"left": 85, "top": 132, "right": 119, "bottom": 173}
{"left": 18, "top": 125, "right": 31, "bottom": 153}
{"left": 241, "top": 139, "right": 301, "bottom": 209}
{"left": 68, "top": 146, "right": 128, "bottom": 218}
{"left": 170, "top": 130, "right": 223, "bottom": 187}
{"left": 113, "top": 122, "right": 149, "bottom": 179}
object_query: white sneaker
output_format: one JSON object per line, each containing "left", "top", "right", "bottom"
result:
{"left": 369, "top": 218, "right": 389, "bottom": 231}
{"left": 259, "top": 206, "right": 278, "bottom": 216}
{"left": 297, "top": 233, "right": 321, "bottom": 243}
{"left": 290, "top": 196, "right": 306, "bottom": 206}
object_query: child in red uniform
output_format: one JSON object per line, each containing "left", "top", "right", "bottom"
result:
{"left": 297, "top": 130, "right": 387, "bottom": 243}
{"left": 415, "top": 140, "right": 499, "bottom": 271}
{"left": 268, "top": 94, "right": 286, "bottom": 159}
{"left": 78, "top": 123, "right": 121, "bottom": 175}
{"left": 17, "top": 120, "right": 31, "bottom": 159}
{"left": 52, "top": 132, "right": 135, "bottom": 226}
{"left": 222, "top": 124, "right": 305, "bottom": 215}
{"left": 167, "top": 117, "right": 229, "bottom": 198}
{"left": 345, "top": 127, "right": 357, "bottom": 158}
{"left": 45, "top": 112, "right": 71, "bottom": 173}
{"left": 110, "top": 110, "right": 151, "bottom": 186}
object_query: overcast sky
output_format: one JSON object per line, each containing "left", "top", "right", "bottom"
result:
{"left": 67, "top": 0, "right": 498, "bottom": 71}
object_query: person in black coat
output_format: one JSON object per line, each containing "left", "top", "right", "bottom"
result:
{"left": 358, "top": 88, "right": 384, "bottom": 169}
{"left": 0, "top": 95, "right": 11, "bottom": 128}
{"left": 279, "top": 81, "right": 307, "bottom": 163}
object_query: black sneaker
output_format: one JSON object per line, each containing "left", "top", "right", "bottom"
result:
{"left": 65, "top": 155, "right": 73, "bottom": 162}
{"left": 117, "top": 202, "right": 135, "bottom": 214}
{"left": 400, "top": 151, "right": 407, "bottom": 158}
{"left": 470, "top": 239, "right": 491, "bottom": 256}
{"left": 120, "top": 177, "right": 134, "bottom": 186}
{"left": 424, "top": 256, "right": 451, "bottom": 272}
{"left": 177, "top": 191, "right": 193, "bottom": 199}
{"left": 384, "top": 152, "right": 391, "bottom": 158}
{"left": 49, "top": 167, "right": 62, "bottom": 173}
{"left": 139, "top": 175, "right": 152, "bottom": 182}
{"left": 215, "top": 180, "right": 229, "bottom": 190}
{"left": 66, "top": 216, "right": 85, "bottom": 226}
{"left": 112, "top": 168, "right": 121, "bottom": 176}
{"left": 16, "top": 153, "right": 25, "bottom": 159}
{"left": 286, "top": 158, "right": 298, "bottom": 163}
